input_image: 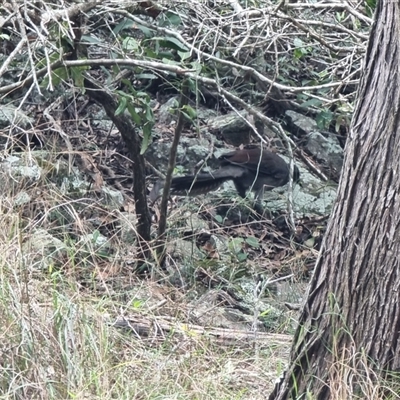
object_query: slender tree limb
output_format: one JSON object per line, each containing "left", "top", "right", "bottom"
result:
{"left": 155, "top": 81, "right": 190, "bottom": 267}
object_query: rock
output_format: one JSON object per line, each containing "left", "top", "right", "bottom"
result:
{"left": 206, "top": 109, "right": 269, "bottom": 146}
{"left": 23, "top": 228, "right": 69, "bottom": 269}
{"left": 145, "top": 135, "right": 220, "bottom": 172}
{"left": 285, "top": 110, "right": 318, "bottom": 135}
{"left": 306, "top": 131, "right": 343, "bottom": 174}
{"left": 119, "top": 212, "right": 138, "bottom": 245}
{"left": 1, "top": 154, "right": 42, "bottom": 185}
{"left": 101, "top": 187, "right": 124, "bottom": 209}
{"left": 0, "top": 105, "right": 33, "bottom": 129}
{"left": 158, "top": 96, "right": 180, "bottom": 125}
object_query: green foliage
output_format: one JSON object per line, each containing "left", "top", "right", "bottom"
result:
{"left": 226, "top": 236, "right": 260, "bottom": 263}
{"left": 365, "top": 0, "right": 376, "bottom": 16}
{"left": 69, "top": 65, "right": 87, "bottom": 88}
{"left": 149, "top": 36, "right": 189, "bottom": 53}
{"left": 0, "top": 33, "right": 10, "bottom": 40}
{"left": 293, "top": 38, "right": 312, "bottom": 60}
{"left": 113, "top": 17, "right": 194, "bottom": 96}
{"left": 214, "top": 214, "right": 224, "bottom": 224}
{"left": 245, "top": 236, "right": 260, "bottom": 249}
{"left": 316, "top": 109, "right": 334, "bottom": 130}
{"left": 181, "top": 104, "right": 197, "bottom": 120}
{"left": 122, "top": 37, "right": 141, "bottom": 52}
{"left": 335, "top": 11, "right": 347, "bottom": 23}
{"left": 158, "top": 12, "right": 182, "bottom": 27}
{"left": 36, "top": 21, "right": 90, "bottom": 90}
{"left": 173, "top": 165, "right": 186, "bottom": 175}
{"left": 228, "top": 237, "right": 247, "bottom": 262}
{"left": 300, "top": 98, "right": 323, "bottom": 108}
{"left": 114, "top": 17, "right": 188, "bottom": 64}
{"left": 115, "top": 79, "right": 155, "bottom": 154}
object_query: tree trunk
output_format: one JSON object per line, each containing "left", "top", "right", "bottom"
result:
{"left": 270, "top": 2, "right": 400, "bottom": 399}
{"left": 84, "top": 77, "right": 152, "bottom": 265}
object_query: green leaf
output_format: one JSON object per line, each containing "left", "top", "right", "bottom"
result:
{"left": 301, "top": 98, "right": 323, "bottom": 108}
{"left": 122, "top": 37, "right": 140, "bottom": 52}
{"left": 121, "top": 79, "right": 135, "bottom": 93}
{"left": 81, "top": 35, "right": 102, "bottom": 44}
{"left": 245, "top": 236, "right": 260, "bottom": 249}
{"left": 136, "top": 91, "right": 149, "bottom": 98}
{"left": 214, "top": 215, "right": 223, "bottom": 223}
{"left": 294, "top": 48, "right": 303, "bottom": 59}
{"left": 182, "top": 105, "right": 197, "bottom": 119}
{"left": 167, "top": 13, "right": 182, "bottom": 26}
{"left": 92, "top": 230, "right": 100, "bottom": 243}
{"left": 136, "top": 24, "right": 155, "bottom": 38}
{"left": 41, "top": 67, "right": 68, "bottom": 88}
{"left": 259, "top": 309, "right": 271, "bottom": 317}
{"left": 304, "top": 237, "right": 315, "bottom": 248}
{"left": 115, "top": 96, "right": 128, "bottom": 116}
{"left": 174, "top": 165, "right": 186, "bottom": 175}
{"left": 37, "top": 51, "right": 61, "bottom": 69}
{"left": 335, "top": 12, "right": 345, "bottom": 22}
{"left": 132, "top": 300, "right": 144, "bottom": 309}
{"left": 230, "top": 237, "right": 244, "bottom": 253}
{"left": 178, "top": 51, "right": 191, "bottom": 61}
{"left": 143, "top": 47, "right": 157, "bottom": 58}
{"left": 152, "top": 36, "right": 189, "bottom": 52}
{"left": 70, "top": 65, "right": 89, "bottom": 89}
{"left": 190, "top": 61, "right": 202, "bottom": 74}
{"left": 113, "top": 19, "right": 135, "bottom": 35}
{"left": 237, "top": 252, "right": 248, "bottom": 262}
{"left": 335, "top": 119, "right": 341, "bottom": 132}
{"left": 157, "top": 51, "right": 175, "bottom": 59}
{"left": 127, "top": 103, "right": 142, "bottom": 125}
{"left": 316, "top": 110, "right": 334, "bottom": 130}
{"left": 158, "top": 12, "right": 182, "bottom": 27}
{"left": 145, "top": 106, "right": 154, "bottom": 122}
{"left": 140, "top": 123, "right": 152, "bottom": 154}
{"left": 293, "top": 38, "right": 303, "bottom": 48}
{"left": 161, "top": 58, "right": 180, "bottom": 66}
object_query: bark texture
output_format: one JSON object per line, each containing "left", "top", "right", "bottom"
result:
{"left": 270, "top": 2, "right": 400, "bottom": 398}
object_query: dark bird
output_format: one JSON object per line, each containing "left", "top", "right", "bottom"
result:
{"left": 150, "top": 147, "right": 300, "bottom": 202}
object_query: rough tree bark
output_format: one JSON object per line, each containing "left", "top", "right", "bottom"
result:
{"left": 270, "top": 2, "right": 400, "bottom": 399}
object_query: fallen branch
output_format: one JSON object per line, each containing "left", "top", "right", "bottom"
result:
{"left": 113, "top": 315, "right": 292, "bottom": 347}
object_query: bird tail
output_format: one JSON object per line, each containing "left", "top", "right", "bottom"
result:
{"left": 149, "top": 166, "right": 244, "bottom": 201}
{"left": 170, "top": 173, "right": 229, "bottom": 196}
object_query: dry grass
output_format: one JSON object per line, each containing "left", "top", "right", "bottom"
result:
{"left": 0, "top": 152, "right": 397, "bottom": 399}
{"left": 0, "top": 187, "right": 292, "bottom": 400}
